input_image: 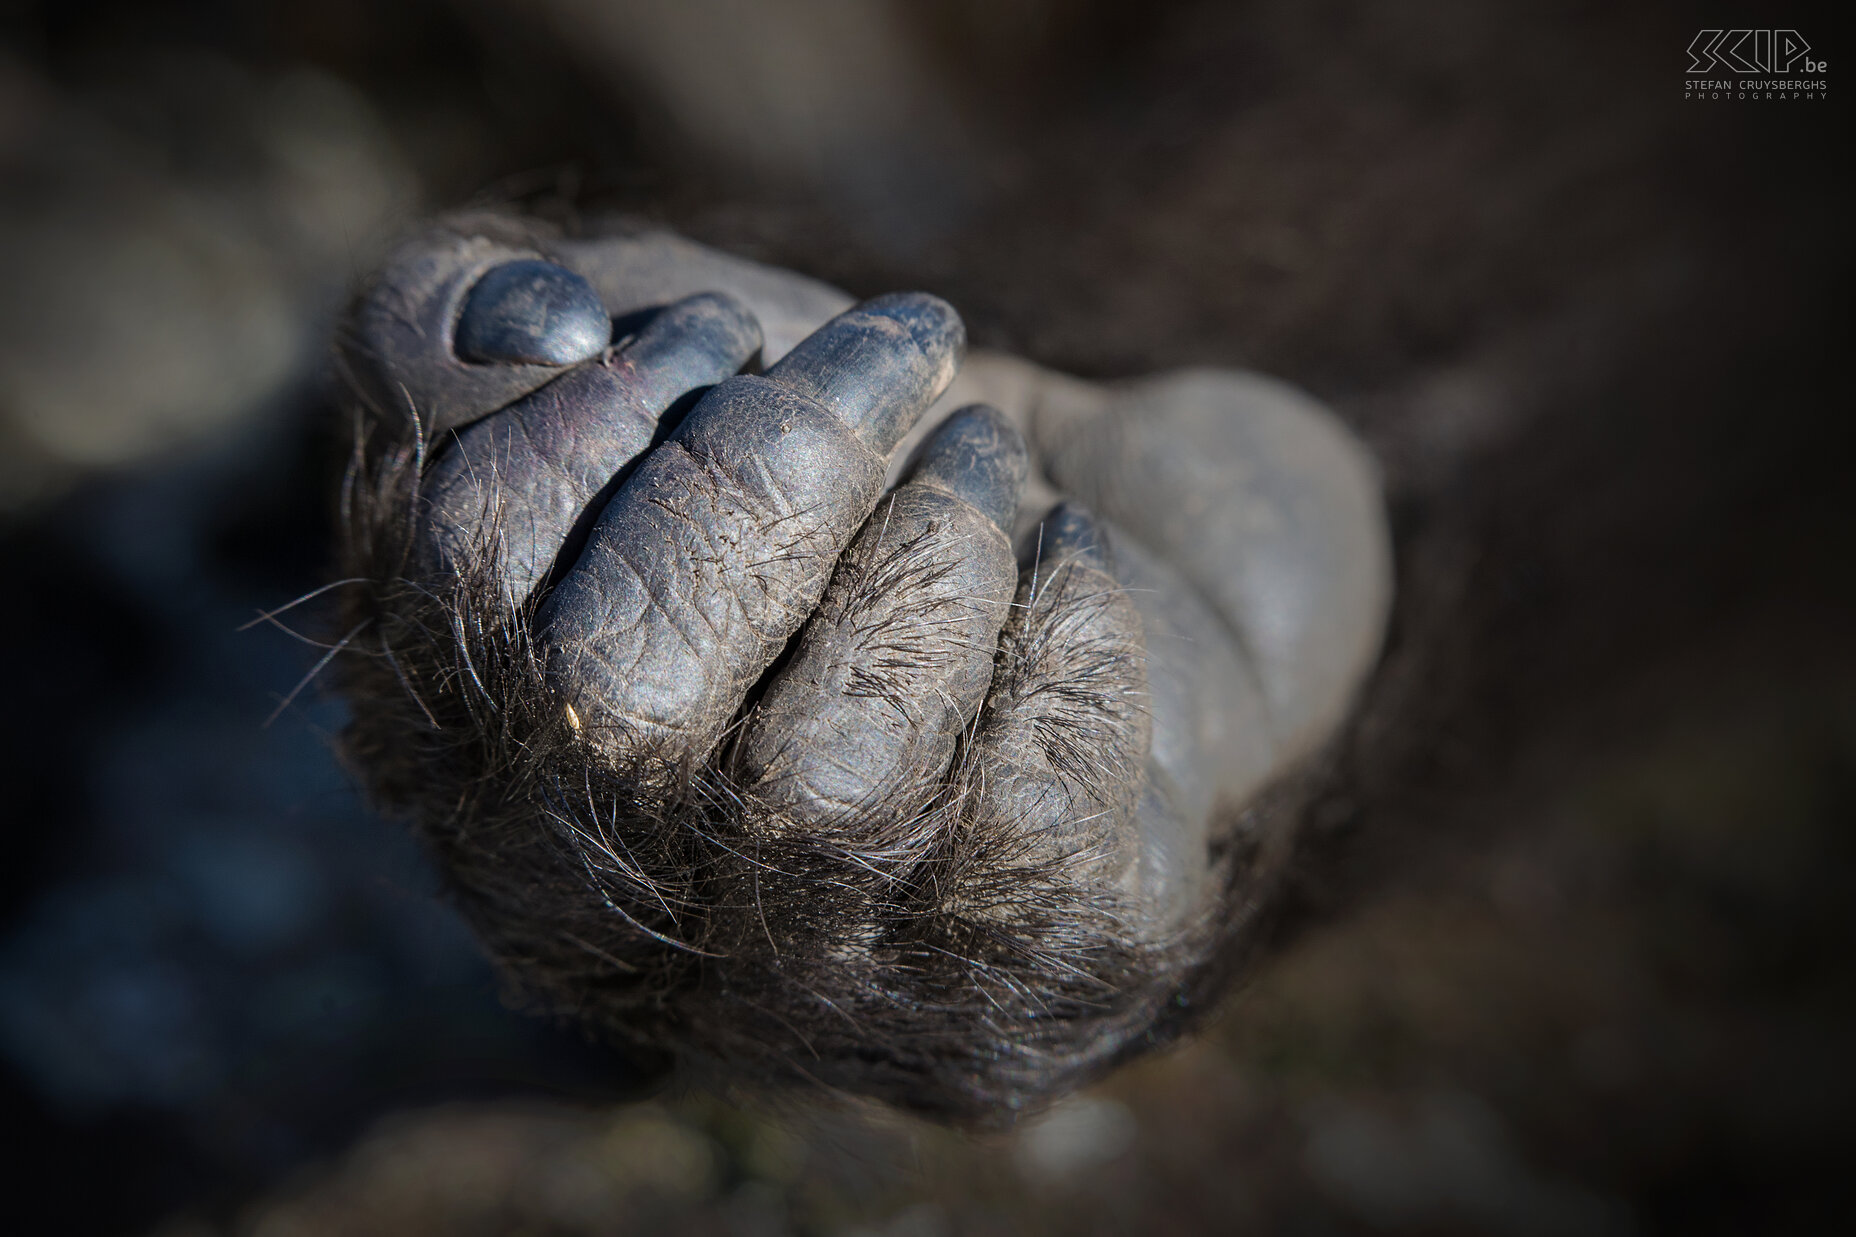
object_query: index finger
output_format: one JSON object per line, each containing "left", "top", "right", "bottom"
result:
{"left": 536, "top": 293, "right": 966, "bottom": 768}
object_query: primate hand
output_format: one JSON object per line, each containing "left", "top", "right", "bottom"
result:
{"left": 334, "top": 215, "right": 1390, "bottom": 1119}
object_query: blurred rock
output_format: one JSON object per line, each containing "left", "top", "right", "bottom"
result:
{"left": 490, "top": 0, "right": 986, "bottom": 254}
{"left": 0, "top": 50, "right": 417, "bottom": 509}
{"left": 1014, "top": 1097, "right": 1137, "bottom": 1184}
{"left": 1300, "top": 1090, "right": 1630, "bottom": 1235}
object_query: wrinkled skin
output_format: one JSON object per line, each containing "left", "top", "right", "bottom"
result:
{"left": 334, "top": 212, "right": 1391, "bottom": 1120}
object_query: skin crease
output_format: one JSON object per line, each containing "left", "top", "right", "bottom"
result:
{"left": 333, "top": 212, "right": 1392, "bottom": 1121}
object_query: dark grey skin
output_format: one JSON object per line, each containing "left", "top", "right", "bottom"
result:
{"left": 334, "top": 213, "right": 1390, "bottom": 1119}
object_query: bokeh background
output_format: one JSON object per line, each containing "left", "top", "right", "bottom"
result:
{"left": 1, "top": 1, "right": 1849, "bottom": 1233}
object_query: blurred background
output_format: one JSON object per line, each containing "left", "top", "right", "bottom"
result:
{"left": 0, "top": 1, "right": 1849, "bottom": 1233}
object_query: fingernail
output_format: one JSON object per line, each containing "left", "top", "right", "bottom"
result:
{"left": 909, "top": 404, "right": 1027, "bottom": 532}
{"left": 1040, "top": 501, "right": 1112, "bottom": 572}
{"left": 765, "top": 292, "right": 965, "bottom": 454}
{"left": 860, "top": 291, "right": 966, "bottom": 388}
{"left": 456, "top": 259, "right": 611, "bottom": 366}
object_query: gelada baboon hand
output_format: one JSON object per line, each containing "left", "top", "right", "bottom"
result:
{"left": 335, "top": 214, "right": 1391, "bottom": 1120}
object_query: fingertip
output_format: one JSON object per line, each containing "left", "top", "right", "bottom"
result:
{"left": 456, "top": 259, "right": 611, "bottom": 366}
{"left": 860, "top": 291, "right": 966, "bottom": 390}
{"left": 909, "top": 404, "right": 1027, "bottom": 532}
{"left": 628, "top": 290, "right": 765, "bottom": 374}
{"left": 1039, "top": 501, "right": 1112, "bottom": 574}
{"left": 765, "top": 292, "right": 967, "bottom": 454}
